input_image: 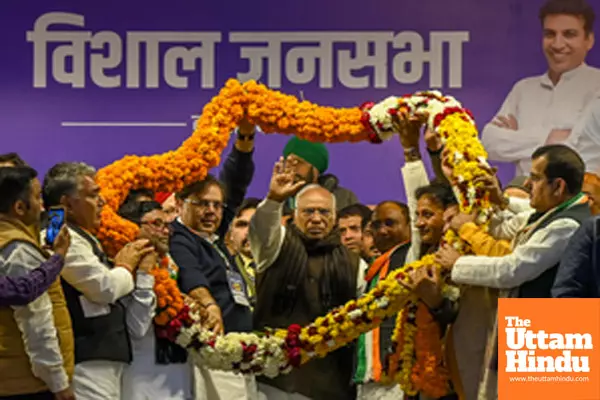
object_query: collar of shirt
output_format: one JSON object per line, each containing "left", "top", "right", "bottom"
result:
{"left": 67, "top": 225, "right": 108, "bottom": 258}
{"left": 238, "top": 253, "right": 254, "bottom": 268}
{"left": 540, "top": 63, "right": 589, "bottom": 88}
{"left": 176, "top": 217, "right": 219, "bottom": 243}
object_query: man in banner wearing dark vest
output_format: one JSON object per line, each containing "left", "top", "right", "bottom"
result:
{"left": 250, "top": 157, "right": 367, "bottom": 400}
{"left": 0, "top": 166, "right": 74, "bottom": 400}
{"left": 435, "top": 144, "right": 590, "bottom": 399}
{"left": 43, "top": 162, "right": 153, "bottom": 400}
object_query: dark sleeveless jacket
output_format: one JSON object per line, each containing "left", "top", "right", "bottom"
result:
{"left": 254, "top": 225, "right": 360, "bottom": 400}
{"left": 518, "top": 202, "right": 590, "bottom": 298}
{"left": 61, "top": 225, "right": 132, "bottom": 364}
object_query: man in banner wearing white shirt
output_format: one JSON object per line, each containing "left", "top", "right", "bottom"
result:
{"left": 481, "top": 0, "right": 600, "bottom": 177}
{"left": 565, "top": 96, "right": 600, "bottom": 173}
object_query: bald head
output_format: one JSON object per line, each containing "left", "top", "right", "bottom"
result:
{"left": 296, "top": 184, "right": 335, "bottom": 207}
{"left": 371, "top": 200, "right": 411, "bottom": 253}
{"left": 294, "top": 184, "right": 336, "bottom": 239}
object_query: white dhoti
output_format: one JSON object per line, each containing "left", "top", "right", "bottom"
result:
{"left": 194, "top": 366, "right": 258, "bottom": 400}
{"left": 121, "top": 356, "right": 193, "bottom": 399}
{"left": 72, "top": 360, "right": 125, "bottom": 400}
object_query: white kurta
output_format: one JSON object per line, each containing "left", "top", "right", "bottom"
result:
{"left": 481, "top": 63, "right": 600, "bottom": 176}
{"left": 566, "top": 95, "right": 600, "bottom": 173}
{"left": 121, "top": 272, "right": 193, "bottom": 400}
{"left": 55, "top": 227, "right": 135, "bottom": 400}
{"left": 451, "top": 214, "right": 581, "bottom": 291}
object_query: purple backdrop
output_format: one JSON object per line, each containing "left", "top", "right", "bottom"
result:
{"left": 1, "top": 0, "right": 599, "bottom": 204}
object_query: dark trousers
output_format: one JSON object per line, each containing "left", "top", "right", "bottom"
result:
{"left": 406, "top": 394, "right": 459, "bottom": 400}
{"left": 438, "top": 394, "right": 460, "bottom": 400}
{"left": 0, "top": 392, "right": 53, "bottom": 400}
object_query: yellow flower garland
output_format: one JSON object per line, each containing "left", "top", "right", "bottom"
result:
{"left": 95, "top": 80, "right": 493, "bottom": 398}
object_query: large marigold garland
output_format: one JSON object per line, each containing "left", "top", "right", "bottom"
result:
{"left": 95, "top": 79, "right": 492, "bottom": 398}
{"left": 95, "top": 80, "right": 365, "bottom": 256}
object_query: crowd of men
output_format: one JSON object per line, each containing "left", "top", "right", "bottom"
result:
{"left": 2, "top": 0, "right": 600, "bottom": 399}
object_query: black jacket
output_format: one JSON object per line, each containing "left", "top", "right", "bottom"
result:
{"left": 170, "top": 147, "right": 255, "bottom": 332}
{"left": 552, "top": 216, "right": 600, "bottom": 298}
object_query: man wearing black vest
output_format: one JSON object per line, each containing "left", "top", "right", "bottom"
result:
{"left": 435, "top": 144, "right": 590, "bottom": 399}
{"left": 250, "top": 157, "right": 367, "bottom": 400}
{"left": 43, "top": 162, "right": 153, "bottom": 400}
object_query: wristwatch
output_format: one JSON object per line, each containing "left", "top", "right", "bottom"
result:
{"left": 236, "top": 128, "right": 256, "bottom": 141}
{"left": 404, "top": 147, "right": 421, "bottom": 162}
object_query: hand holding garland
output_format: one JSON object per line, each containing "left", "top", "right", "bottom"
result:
{"left": 94, "top": 83, "right": 496, "bottom": 396}
{"left": 393, "top": 113, "right": 422, "bottom": 162}
{"left": 114, "top": 239, "right": 155, "bottom": 275}
{"left": 138, "top": 251, "right": 158, "bottom": 274}
{"left": 402, "top": 264, "right": 444, "bottom": 310}
{"left": 235, "top": 116, "right": 256, "bottom": 153}
{"left": 472, "top": 170, "right": 506, "bottom": 209}
{"left": 188, "top": 287, "right": 224, "bottom": 335}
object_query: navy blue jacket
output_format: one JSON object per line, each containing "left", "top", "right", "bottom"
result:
{"left": 170, "top": 147, "right": 254, "bottom": 332}
{"left": 552, "top": 216, "right": 600, "bottom": 298}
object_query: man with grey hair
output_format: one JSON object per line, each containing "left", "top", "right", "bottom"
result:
{"left": 250, "top": 157, "right": 366, "bottom": 400}
{"left": 42, "top": 162, "right": 153, "bottom": 400}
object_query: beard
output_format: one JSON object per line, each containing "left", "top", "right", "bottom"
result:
{"left": 295, "top": 168, "right": 315, "bottom": 185}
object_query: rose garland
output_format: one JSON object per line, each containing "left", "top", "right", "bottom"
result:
{"left": 360, "top": 94, "right": 492, "bottom": 395}
{"left": 95, "top": 80, "right": 492, "bottom": 398}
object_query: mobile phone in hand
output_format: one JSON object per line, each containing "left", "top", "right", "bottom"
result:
{"left": 45, "top": 207, "right": 65, "bottom": 246}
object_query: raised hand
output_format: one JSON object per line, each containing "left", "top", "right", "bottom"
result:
{"left": 267, "top": 157, "right": 306, "bottom": 203}
{"left": 392, "top": 113, "right": 422, "bottom": 149}
{"left": 424, "top": 128, "right": 442, "bottom": 152}
{"left": 441, "top": 148, "right": 454, "bottom": 180}
{"left": 473, "top": 162, "right": 504, "bottom": 207}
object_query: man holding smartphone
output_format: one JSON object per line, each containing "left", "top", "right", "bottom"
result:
{"left": 42, "top": 162, "right": 153, "bottom": 400}
{"left": 0, "top": 166, "right": 74, "bottom": 400}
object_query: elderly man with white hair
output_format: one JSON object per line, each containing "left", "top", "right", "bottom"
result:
{"left": 249, "top": 157, "right": 367, "bottom": 400}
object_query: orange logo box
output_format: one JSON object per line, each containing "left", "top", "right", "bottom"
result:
{"left": 498, "top": 299, "right": 600, "bottom": 400}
